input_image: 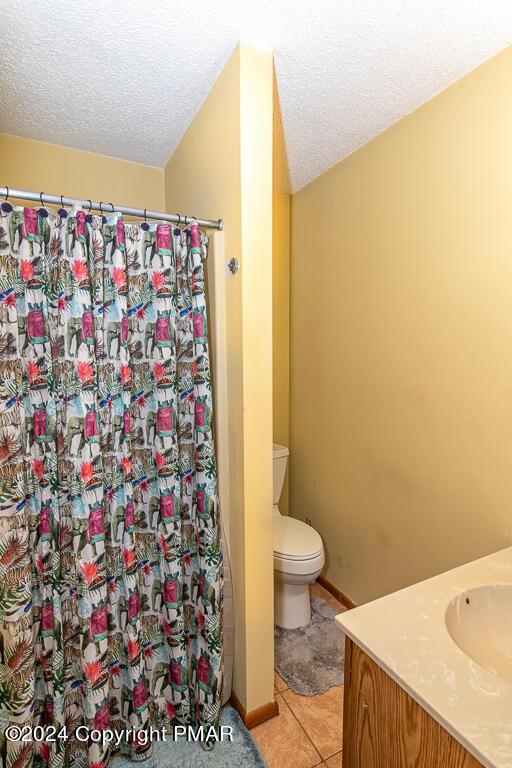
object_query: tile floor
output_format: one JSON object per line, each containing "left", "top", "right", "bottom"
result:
{"left": 251, "top": 582, "right": 348, "bottom": 768}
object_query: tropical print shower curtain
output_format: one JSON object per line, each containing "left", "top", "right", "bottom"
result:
{"left": 0, "top": 206, "right": 222, "bottom": 768}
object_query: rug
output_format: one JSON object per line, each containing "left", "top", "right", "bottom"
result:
{"left": 114, "top": 706, "right": 267, "bottom": 768}
{"left": 274, "top": 596, "right": 345, "bottom": 696}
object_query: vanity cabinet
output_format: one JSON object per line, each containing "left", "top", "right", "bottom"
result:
{"left": 342, "top": 638, "right": 484, "bottom": 768}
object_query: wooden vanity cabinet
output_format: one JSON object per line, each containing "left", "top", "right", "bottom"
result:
{"left": 342, "top": 637, "right": 484, "bottom": 768}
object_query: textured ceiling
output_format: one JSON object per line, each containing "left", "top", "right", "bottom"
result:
{"left": 0, "top": 0, "right": 511, "bottom": 191}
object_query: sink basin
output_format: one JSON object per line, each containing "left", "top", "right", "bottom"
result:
{"left": 445, "top": 584, "right": 512, "bottom": 682}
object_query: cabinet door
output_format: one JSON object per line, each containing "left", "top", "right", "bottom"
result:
{"left": 342, "top": 638, "right": 483, "bottom": 768}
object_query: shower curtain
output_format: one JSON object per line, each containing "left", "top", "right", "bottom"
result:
{"left": 0, "top": 206, "right": 223, "bottom": 768}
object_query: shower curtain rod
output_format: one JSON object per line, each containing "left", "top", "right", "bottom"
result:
{"left": 0, "top": 185, "right": 224, "bottom": 230}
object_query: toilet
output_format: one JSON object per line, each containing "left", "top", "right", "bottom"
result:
{"left": 273, "top": 443, "right": 325, "bottom": 629}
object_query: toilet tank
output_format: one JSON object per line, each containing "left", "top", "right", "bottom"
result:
{"left": 273, "top": 443, "right": 289, "bottom": 506}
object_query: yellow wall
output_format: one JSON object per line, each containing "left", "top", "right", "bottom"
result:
{"left": 165, "top": 43, "right": 274, "bottom": 714}
{"left": 273, "top": 193, "right": 290, "bottom": 514}
{"left": 290, "top": 46, "right": 512, "bottom": 605}
{"left": 272, "top": 67, "right": 291, "bottom": 514}
{"left": 0, "top": 133, "right": 165, "bottom": 210}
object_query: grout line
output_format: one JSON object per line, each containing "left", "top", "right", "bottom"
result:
{"left": 324, "top": 750, "right": 343, "bottom": 766}
{"left": 282, "top": 687, "right": 345, "bottom": 763}
{"left": 280, "top": 690, "right": 323, "bottom": 765}
{"left": 274, "top": 669, "right": 289, "bottom": 693}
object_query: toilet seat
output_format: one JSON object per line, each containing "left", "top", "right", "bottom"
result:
{"left": 274, "top": 550, "right": 325, "bottom": 576}
{"left": 273, "top": 516, "right": 324, "bottom": 575}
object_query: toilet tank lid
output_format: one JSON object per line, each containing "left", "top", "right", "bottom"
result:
{"left": 273, "top": 516, "right": 323, "bottom": 559}
{"left": 273, "top": 443, "right": 289, "bottom": 459}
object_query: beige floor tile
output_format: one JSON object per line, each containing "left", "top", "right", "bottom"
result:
{"left": 282, "top": 685, "right": 344, "bottom": 760}
{"left": 325, "top": 751, "right": 342, "bottom": 767}
{"left": 251, "top": 694, "right": 322, "bottom": 768}
{"left": 274, "top": 670, "right": 288, "bottom": 692}
{"left": 310, "top": 582, "right": 346, "bottom": 614}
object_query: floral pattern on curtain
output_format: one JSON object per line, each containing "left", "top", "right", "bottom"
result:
{"left": 0, "top": 206, "right": 222, "bottom": 768}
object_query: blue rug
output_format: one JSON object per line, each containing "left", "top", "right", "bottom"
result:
{"left": 114, "top": 706, "right": 267, "bottom": 768}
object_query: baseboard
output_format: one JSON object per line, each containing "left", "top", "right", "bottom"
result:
{"left": 317, "top": 574, "right": 357, "bottom": 610}
{"left": 230, "top": 690, "right": 279, "bottom": 730}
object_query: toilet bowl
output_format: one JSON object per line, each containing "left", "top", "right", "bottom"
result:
{"left": 272, "top": 444, "right": 325, "bottom": 629}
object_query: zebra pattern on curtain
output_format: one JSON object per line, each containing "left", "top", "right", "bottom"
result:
{"left": 0, "top": 205, "right": 223, "bottom": 768}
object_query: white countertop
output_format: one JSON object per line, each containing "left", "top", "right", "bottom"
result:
{"left": 335, "top": 547, "right": 512, "bottom": 768}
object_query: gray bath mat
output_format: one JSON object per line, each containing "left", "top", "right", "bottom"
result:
{"left": 114, "top": 706, "right": 267, "bottom": 767}
{"left": 274, "top": 596, "right": 345, "bottom": 696}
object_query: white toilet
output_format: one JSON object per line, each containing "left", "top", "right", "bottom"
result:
{"left": 273, "top": 443, "right": 325, "bottom": 629}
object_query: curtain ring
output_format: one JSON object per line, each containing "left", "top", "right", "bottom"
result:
{"left": 38, "top": 192, "right": 49, "bottom": 218}
{"left": 140, "top": 208, "right": 150, "bottom": 231}
{"left": 57, "top": 194, "right": 68, "bottom": 220}
{"left": 84, "top": 199, "right": 93, "bottom": 223}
